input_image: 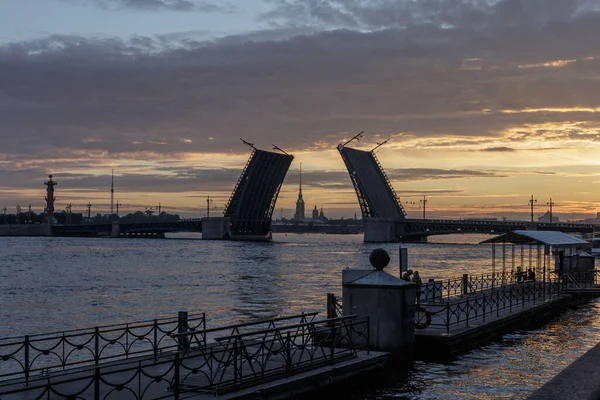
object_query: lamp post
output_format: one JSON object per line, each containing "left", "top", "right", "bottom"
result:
{"left": 420, "top": 196, "right": 428, "bottom": 220}
{"left": 528, "top": 195, "right": 537, "bottom": 223}
{"left": 207, "top": 196, "right": 213, "bottom": 218}
{"left": 547, "top": 198, "right": 555, "bottom": 224}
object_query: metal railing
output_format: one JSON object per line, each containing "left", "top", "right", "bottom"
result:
{"left": 0, "top": 312, "right": 205, "bottom": 384}
{"left": 421, "top": 271, "right": 535, "bottom": 303}
{"left": 171, "top": 312, "right": 319, "bottom": 352}
{"left": 416, "top": 270, "right": 600, "bottom": 334}
{"left": 0, "top": 315, "right": 369, "bottom": 399}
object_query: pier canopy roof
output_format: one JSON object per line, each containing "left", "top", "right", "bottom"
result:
{"left": 480, "top": 230, "right": 588, "bottom": 247}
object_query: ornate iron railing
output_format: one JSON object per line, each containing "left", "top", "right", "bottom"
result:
{"left": 0, "top": 315, "right": 369, "bottom": 399}
{"left": 416, "top": 271, "right": 600, "bottom": 334}
{"left": 0, "top": 312, "right": 205, "bottom": 384}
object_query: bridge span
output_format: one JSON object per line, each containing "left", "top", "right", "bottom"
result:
{"left": 337, "top": 141, "right": 596, "bottom": 242}
{"left": 395, "top": 218, "right": 594, "bottom": 242}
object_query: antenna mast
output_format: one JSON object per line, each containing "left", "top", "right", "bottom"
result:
{"left": 340, "top": 131, "right": 364, "bottom": 148}
{"left": 110, "top": 169, "right": 115, "bottom": 216}
{"left": 371, "top": 138, "right": 390, "bottom": 153}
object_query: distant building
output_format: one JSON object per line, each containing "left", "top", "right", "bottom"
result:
{"left": 312, "top": 205, "right": 318, "bottom": 220}
{"left": 538, "top": 211, "right": 559, "bottom": 223}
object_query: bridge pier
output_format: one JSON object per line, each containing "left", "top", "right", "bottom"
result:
{"left": 111, "top": 221, "right": 120, "bottom": 238}
{"left": 201, "top": 217, "right": 231, "bottom": 240}
{"left": 363, "top": 218, "right": 398, "bottom": 242}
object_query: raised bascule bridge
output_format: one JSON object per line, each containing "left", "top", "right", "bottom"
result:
{"left": 337, "top": 135, "right": 594, "bottom": 242}
{"left": 203, "top": 143, "right": 294, "bottom": 240}
{"left": 52, "top": 144, "right": 293, "bottom": 241}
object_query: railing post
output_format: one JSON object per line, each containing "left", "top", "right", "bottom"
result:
{"left": 462, "top": 274, "right": 468, "bottom": 296}
{"left": 496, "top": 290, "right": 500, "bottom": 317}
{"left": 153, "top": 319, "right": 158, "bottom": 359}
{"left": 286, "top": 332, "right": 292, "bottom": 374}
{"left": 327, "top": 293, "right": 336, "bottom": 319}
{"left": 173, "top": 353, "right": 180, "bottom": 400}
{"left": 446, "top": 305, "right": 450, "bottom": 335}
{"left": 94, "top": 327, "right": 99, "bottom": 366}
{"left": 202, "top": 313, "right": 207, "bottom": 347}
{"left": 24, "top": 335, "right": 30, "bottom": 385}
{"left": 177, "top": 311, "right": 189, "bottom": 351}
{"left": 367, "top": 316, "right": 371, "bottom": 355}
{"left": 509, "top": 286, "right": 512, "bottom": 312}
{"left": 94, "top": 366, "right": 100, "bottom": 400}
{"left": 465, "top": 297, "right": 469, "bottom": 327}
{"left": 483, "top": 293, "right": 486, "bottom": 322}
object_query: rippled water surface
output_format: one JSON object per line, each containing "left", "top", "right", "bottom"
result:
{"left": 1, "top": 233, "right": 599, "bottom": 399}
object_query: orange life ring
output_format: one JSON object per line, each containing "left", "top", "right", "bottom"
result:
{"left": 415, "top": 311, "right": 432, "bottom": 330}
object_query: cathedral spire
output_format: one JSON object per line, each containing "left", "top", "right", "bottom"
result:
{"left": 294, "top": 162, "right": 305, "bottom": 221}
{"left": 299, "top": 162, "right": 303, "bottom": 198}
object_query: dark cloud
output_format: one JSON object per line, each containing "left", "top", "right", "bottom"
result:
{"left": 61, "top": 0, "right": 236, "bottom": 12}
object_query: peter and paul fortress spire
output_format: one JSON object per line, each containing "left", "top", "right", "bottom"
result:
{"left": 293, "top": 163, "right": 305, "bottom": 221}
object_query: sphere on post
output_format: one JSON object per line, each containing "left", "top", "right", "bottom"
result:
{"left": 369, "top": 248, "right": 390, "bottom": 271}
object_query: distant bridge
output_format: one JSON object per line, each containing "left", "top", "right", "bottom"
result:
{"left": 51, "top": 146, "right": 293, "bottom": 241}
{"left": 337, "top": 142, "right": 595, "bottom": 242}
{"left": 53, "top": 219, "right": 203, "bottom": 238}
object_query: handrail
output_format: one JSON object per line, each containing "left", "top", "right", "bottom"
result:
{"left": 1, "top": 315, "right": 370, "bottom": 398}
{"left": 214, "top": 315, "right": 358, "bottom": 342}
{"left": 171, "top": 312, "right": 318, "bottom": 338}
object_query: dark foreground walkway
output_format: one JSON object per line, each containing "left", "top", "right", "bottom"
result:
{"left": 0, "top": 314, "right": 385, "bottom": 399}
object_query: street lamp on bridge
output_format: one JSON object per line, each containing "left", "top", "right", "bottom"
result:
{"left": 420, "top": 196, "right": 428, "bottom": 220}
{"left": 547, "top": 198, "right": 555, "bottom": 224}
{"left": 528, "top": 195, "right": 537, "bottom": 223}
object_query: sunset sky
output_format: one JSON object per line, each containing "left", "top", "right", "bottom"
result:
{"left": 2, "top": 0, "right": 600, "bottom": 220}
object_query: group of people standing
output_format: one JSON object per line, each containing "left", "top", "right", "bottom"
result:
{"left": 402, "top": 269, "right": 423, "bottom": 305}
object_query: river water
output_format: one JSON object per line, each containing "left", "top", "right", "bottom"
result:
{"left": 1, "top": 233, "right": 599, "bottom": 399}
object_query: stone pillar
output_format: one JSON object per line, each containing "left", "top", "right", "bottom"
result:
{"left": 363, "top": 218, "right": 397, "bottom": 242}
{"left": 201, "top": 217, "right": 231, "bottom": 240}
{"left": 111, "top": 221, "right": 121, "bottom": 238}
{"left": 342, "top": 248, "right": 415, "bottom": 356}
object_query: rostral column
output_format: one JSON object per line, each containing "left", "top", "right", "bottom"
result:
{"left": 44, "top": 175, "right": 57, "bottom": 219}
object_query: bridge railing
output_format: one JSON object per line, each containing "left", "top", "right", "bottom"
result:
{"left": 0, "top": 315, "right": 369, "bottom": 399}
{"left": 0, "top": 312, "right": 205, "bottom": 384}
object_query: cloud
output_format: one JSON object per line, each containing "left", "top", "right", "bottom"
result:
{"left": 60, "top": 0, "right": 236, "bottom": 12}
{"left": 3, "top": 0, "right": 600, "bottom": 214}
{"left": 388, "top": 168, "right": 507, "bottom": 181}
{"left": 260, "top": 0, "right": 592, "bottom": 31}
{"left": 480, "top": 147, "right": 516, "bottom": 152}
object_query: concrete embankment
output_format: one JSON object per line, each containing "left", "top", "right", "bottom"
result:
{"left": 528, "top": 342, "right": 600, "bottom": 400}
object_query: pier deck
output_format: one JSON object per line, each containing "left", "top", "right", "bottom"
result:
{"left": 414, "top": 278, "right": 600, "bottom": 359}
